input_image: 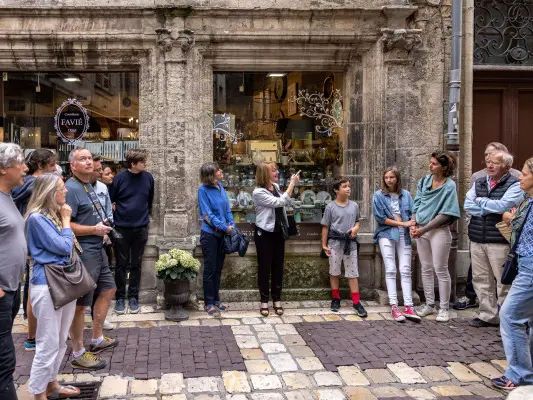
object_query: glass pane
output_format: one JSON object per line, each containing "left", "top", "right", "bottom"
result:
{"left": 0, "top": 72, "right": 139, "bottom": 174}
{"left": 213, "top": 71, "right": 344, "bottom": 226}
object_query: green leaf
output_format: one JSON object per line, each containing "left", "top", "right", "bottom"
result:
{"left": 170, "top": 271, "right": 178, "bottom": 280}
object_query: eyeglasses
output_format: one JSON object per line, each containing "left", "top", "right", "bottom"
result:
{"left": 486, "top": 161, "right": 502, "bottom": 166}
{"left": 55, "top": 186, "right": 67, "bottom": 193}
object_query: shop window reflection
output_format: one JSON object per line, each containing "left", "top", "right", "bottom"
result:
{"left": 213, "top": 71, "right": 344, "bottom": 229}
{"left": 0, "top": 72, "right": 139, "bottom": 174}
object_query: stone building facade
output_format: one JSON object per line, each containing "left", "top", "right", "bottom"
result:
{"left": 0, "top": 0, "right": 456, "bottom": 303}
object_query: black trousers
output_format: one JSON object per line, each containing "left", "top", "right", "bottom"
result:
{"left": 0, "top": 288, "right": 21, "bottom": 400}
{"left": 114, "top": 226, "right": 148, "bottom": 301}
{"left": 23, "top": 261, "right": 30, "bottom": 319}
{"left": 465, "top": 262, "right": 477, "bottom": 301}
{"left": 255, "top": 228, "right": 285, "bottom": 303}
{"left": 200, "top": 230, "right": 226, "bottom": 307}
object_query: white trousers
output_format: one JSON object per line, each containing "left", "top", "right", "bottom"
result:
{"left": 378, "top": 230, "right": 413, "bottom": 306}
{"left": 28, "top": 285, "right": 76, "bottom": 395}
{"left": 416, "top": 226, "right": 452, "bottom": 310}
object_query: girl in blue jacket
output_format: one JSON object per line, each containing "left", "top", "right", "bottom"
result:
{"left": 373, "top": 167, "right": 420, "bottom": 323}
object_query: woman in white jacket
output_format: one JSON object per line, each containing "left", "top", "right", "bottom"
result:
{"left": 253, "top": 162, "right": 299, "bottom": 317}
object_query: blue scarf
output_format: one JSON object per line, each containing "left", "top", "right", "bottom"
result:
{"left": 412, "top": 174, "right": 460, "bottom": 225}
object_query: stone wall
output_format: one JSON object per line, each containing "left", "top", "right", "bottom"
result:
{"left": 0, "top": 1, "right": 455, "bottom": 303}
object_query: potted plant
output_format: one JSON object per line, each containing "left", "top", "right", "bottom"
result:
{"left": 155, "top": 248, "right": 200, "bottom": 321}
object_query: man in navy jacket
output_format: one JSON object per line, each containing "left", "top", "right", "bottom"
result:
{"left": 110, "top": 148, "right": 154, "bottom": 314}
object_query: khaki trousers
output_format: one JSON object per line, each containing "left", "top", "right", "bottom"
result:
{"left": 471, "top": 242, "right": 510, "bottom": 324}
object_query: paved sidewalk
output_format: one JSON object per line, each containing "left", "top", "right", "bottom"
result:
{"left": 13, "top": 301, "right": 521, "bottom": 399}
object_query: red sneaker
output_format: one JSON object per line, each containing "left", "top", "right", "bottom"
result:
{"left": 402, "top": 305, "right": 422, "bottom": 322}
{"left": 391, "top": 305, "right": 405, "bottom": 322}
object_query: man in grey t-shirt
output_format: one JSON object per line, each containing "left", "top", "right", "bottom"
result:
{"left": 0, "top": 143, "right": 28, "bottom": 400}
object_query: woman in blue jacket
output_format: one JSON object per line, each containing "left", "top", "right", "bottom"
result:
{"left": 198, "top": 162, "right": 235, "bottom": 317}
{"left": 25, "top": 173, "right": 81, "bottom": 399}
{"left": 373, "top": 167, "right": 419, "bottom": 323}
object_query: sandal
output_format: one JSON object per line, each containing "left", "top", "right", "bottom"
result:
{"left": 47, "top": 385, "right": 80, "bottom": 399}
{"left": 273, "top": 304, "right": 284, "bottom": 316}
{"left": 206, "top": 305, "right": 221, "bottom": 318}
{"left": 260, "top": 307, "right": 269, "bottom": 317}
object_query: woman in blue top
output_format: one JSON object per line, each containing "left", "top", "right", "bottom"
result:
{"left": 372, "top": 167, "right": 419, "bottom": 323}
{"left": 411, "top": 152, "right": 461, "bottom": 323}
{"left": 25, "top": 173, "right": 81, "bottom": 399}
{"left": 198, "top": 162, "right": 235, "bottom": 317}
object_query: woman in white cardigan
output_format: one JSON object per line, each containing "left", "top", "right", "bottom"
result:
{"left": 253, "top": 162, "right": 299, "bottom": 317}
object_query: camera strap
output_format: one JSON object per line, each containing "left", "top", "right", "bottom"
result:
{"left": 72, "top": 176, "right": 108, "bottom": 224}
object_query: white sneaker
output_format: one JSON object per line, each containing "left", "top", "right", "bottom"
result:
{"left": 103, "top": 320, "right": 115, "bottom": 330}
{"left": 436, "top": 309, "right": 450, "bottom": 322}
{"left": 417, "top": 304, "right": 436, "bottom": 317}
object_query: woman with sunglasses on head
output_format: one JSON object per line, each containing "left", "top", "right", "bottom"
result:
{"left": 25, "top": 173, "right": 80, "bottom": 400}
{"left": 411, "top": 151, "right": 461, "bottom": 323}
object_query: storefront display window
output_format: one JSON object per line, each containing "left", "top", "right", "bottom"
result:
{"left": 0, "top": 72, "right": 139, "bottom": 173}
{"left": 213, "top": 72, "right": 344, "bottom": 235}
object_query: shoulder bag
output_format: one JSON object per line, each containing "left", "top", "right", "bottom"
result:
{"left": 273, "top": 186, "right": 297, "bottom": 238}
{"left": 501, "top": 202, "right": 532, "bottom": 285}
{"left": 45, "top": 248, "right": 96, "bottom": 310}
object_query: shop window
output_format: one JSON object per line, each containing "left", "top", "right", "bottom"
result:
{"left": 0, "top": 72, "right": 139, "bottom": 174}
{"left": 213, "top": 72, "right": 344, "bottom": 235}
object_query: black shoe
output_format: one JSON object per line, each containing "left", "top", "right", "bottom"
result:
{"left": 353, "top": 302, "right": 367, "bottom": 318}
{"left": 469, "top": 318, "right": 499, "bottom": 328}
{"left": 331, "top": 298, "right": 341, "bottom": 312}
{"left": 453, "top": 297, "right": 477, "bottom": 310}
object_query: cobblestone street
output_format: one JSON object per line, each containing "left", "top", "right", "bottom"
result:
{"left": 12, "top": 301, "right": 527, "bottom": 399}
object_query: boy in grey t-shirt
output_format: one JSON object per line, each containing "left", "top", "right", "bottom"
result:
{"left": 321, "top": 177, "right": 367, "bottom": 317}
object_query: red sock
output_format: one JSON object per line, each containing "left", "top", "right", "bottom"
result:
{"left": 331, "top": 289, "right": 340, "bottom": 299}
{"left": 351, "top": 292, "right": 360, "bottom": 305}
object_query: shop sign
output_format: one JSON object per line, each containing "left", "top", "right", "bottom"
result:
{"left": 54, "top": 98, "right": 90, "bottom": 143}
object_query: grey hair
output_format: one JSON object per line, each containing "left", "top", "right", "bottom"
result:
{"left": 200, "top": 162, "right": 220, "bottom": 185}
{"left": 491, "top": 150, "right": 514, "bottom": 168}
{"left": 68, "top": 146, "right": 89, "bottom": 163}
{"left": 0, "top": 143, "right": 24, "bottom": 170}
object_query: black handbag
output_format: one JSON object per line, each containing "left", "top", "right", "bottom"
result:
{"left": 287, "top": 214, "right": 298, "bottom": 236}
{"left": 44, "top": 249, "right": 96, "bottom": 310}
{"left": 501, "top": 203, "right": 532, "bottom": 285}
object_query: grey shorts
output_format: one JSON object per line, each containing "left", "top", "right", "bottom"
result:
{"left": 77, "top": 248, "right": 116, "bottom": 307}
{"left": 328, "top": 246, "right": 359, "bottom": 278}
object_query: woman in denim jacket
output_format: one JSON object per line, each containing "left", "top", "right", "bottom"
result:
{"left": 373, "top": 167, "right": 419, "bottom": 323}
{"left": 491, "top": 157, "right": 533, "bottom": 391}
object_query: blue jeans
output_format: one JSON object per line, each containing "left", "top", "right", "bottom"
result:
{"left": 501, "top": 257, "right": 533, "bottom": 385}
{"left": 200, "top": 230, "right": 225, "bottom": 307}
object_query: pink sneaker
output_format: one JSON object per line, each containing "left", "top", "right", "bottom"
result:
{"left": 391, "top": 305, "right": 406, "bottom": 322}
{"left": 402, "top": 305, "right": 422, "bottom": 322}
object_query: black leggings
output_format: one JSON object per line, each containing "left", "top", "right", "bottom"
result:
{"left": 255, "top": 228, "right": 285, "bottom": 303}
